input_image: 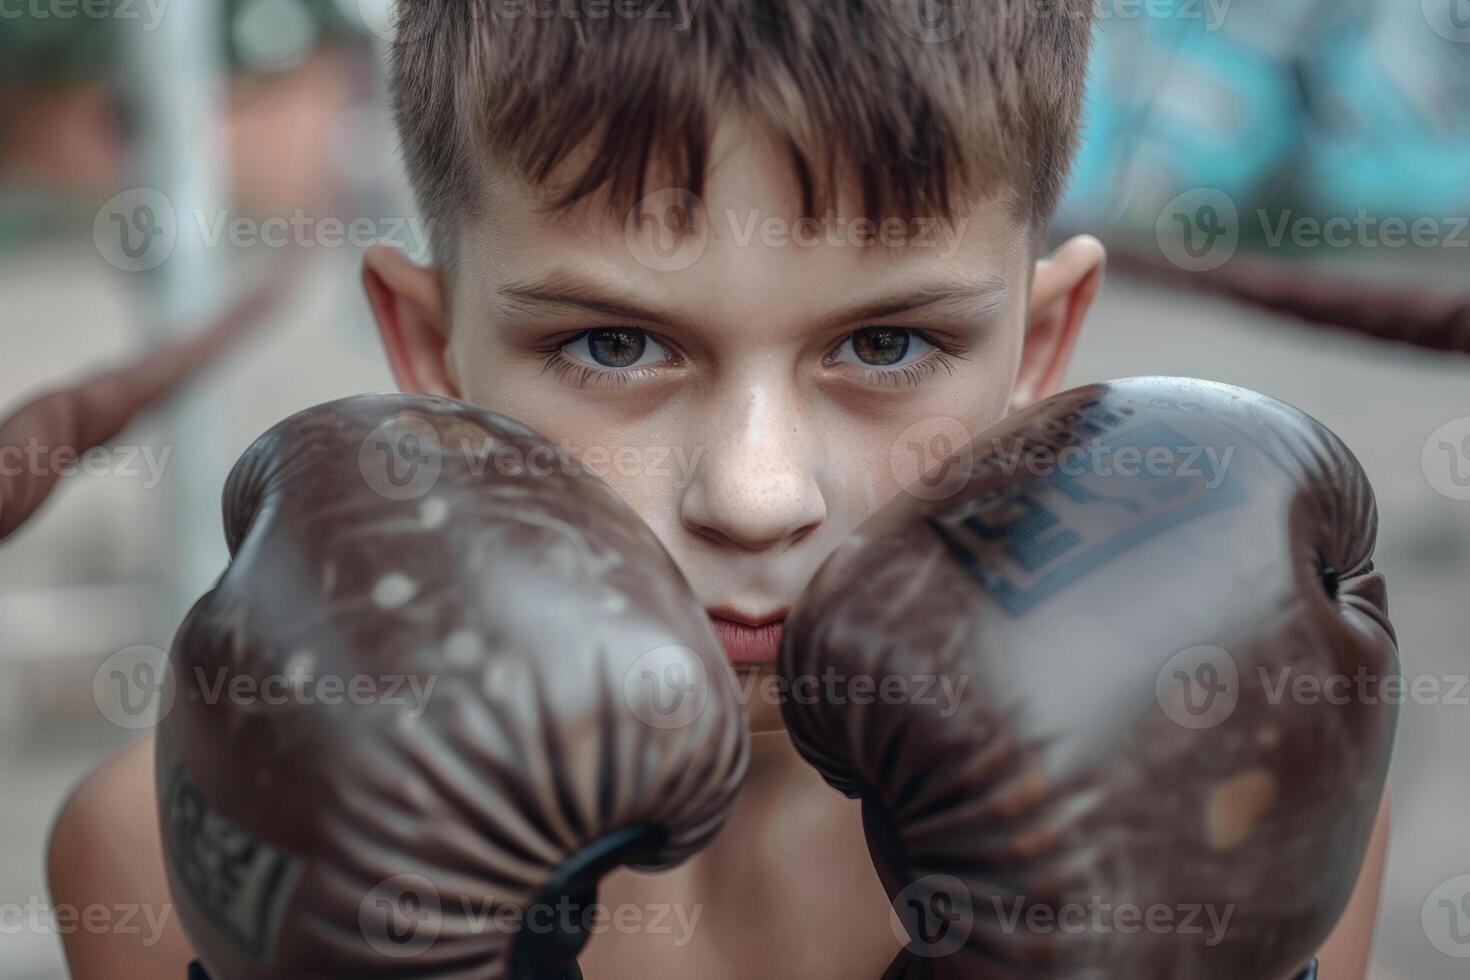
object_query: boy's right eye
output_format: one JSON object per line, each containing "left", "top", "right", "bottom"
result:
{"left": 562, "top": 328, "right": 672, "bottom": 369}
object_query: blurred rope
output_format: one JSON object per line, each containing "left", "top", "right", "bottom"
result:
{"left": 0, "top": 249, "right": 297, "bottom": 542}
{"left": 1110, "top": 248, "right": 1470, "bottom": 354}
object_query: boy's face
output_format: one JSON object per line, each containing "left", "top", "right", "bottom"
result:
{"left": 365, "top": 121, "right": 1104, "bottom": 731}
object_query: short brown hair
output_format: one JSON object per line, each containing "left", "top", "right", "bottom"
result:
{"left": 391, "top": 0, "right": 1093, "bottom": 262}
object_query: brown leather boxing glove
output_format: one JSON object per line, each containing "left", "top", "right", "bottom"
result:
{"left": 156, "top": 393, "right": 748, "bottom": 979}
{"left": 780, "top": 377, "right": 1397, "bottom": 979}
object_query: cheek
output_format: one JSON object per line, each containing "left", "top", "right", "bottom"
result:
{"left": 821, "top": 349, "right": 1017, "bottom": 528}
{"left": 448, "top": 332, "right": 689, "bottom": 542}
{"left": 547, "top": 419, "right": 688, "bottom": 545}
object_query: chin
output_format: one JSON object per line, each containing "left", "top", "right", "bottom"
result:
{"left": 731, "top": 664, "right": 787, "bottom": 733}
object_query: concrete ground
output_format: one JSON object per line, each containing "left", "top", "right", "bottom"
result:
{"left": 0, "top": 236, "right": 1466, "bottom": 979}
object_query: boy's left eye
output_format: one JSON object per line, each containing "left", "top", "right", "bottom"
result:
{"left": 829, "top": 327, "right": 935, "bottom": 368}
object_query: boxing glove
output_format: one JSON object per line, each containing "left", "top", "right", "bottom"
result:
{"left": 156, "top": 393, "right": 748, "bottom": 979}
{"left": 781, "top": 377, "right": 1397, "bottom": 979}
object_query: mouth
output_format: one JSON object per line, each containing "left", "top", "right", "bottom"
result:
{"left": 707, "top": 608, "right": 787, "bottom": 666}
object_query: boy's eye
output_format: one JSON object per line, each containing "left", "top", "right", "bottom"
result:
{"left": 831, "top": 327, "right": 935, "bottom": 368}
{"left": 563, "top": 328, "right": 669, "bottom": 368}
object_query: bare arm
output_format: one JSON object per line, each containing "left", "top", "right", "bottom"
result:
{"left": 47, "top": 735, "right": 195, "bottom": 980}
{"left": 1317, "top": 793, "right": 1392, "bottom": 980}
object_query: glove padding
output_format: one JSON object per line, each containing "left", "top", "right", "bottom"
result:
{"left": 782, "top": 377, "right": 1397, "bottom": 979}
{"left": 158, "top": 393, "right": 748, "bottom": 979}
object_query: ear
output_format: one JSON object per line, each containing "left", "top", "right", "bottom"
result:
{"left": 1010, "top": 235, "right": 1106, "bottom": 413}
{"left": 362, "top": 243, "right": 459, "bottom": 398}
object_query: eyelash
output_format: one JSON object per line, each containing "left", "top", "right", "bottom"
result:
{"left": 844, "top": 350, "right": 959, "bottom": 389}
{"left": 537, "top": 329, "right": 962, "bottom": 390}
{"left": 539, "top": 353, "right": 661, "bottom": 390}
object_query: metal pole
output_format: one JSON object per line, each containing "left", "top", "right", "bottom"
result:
{"left": 120, "top": 0, "right": 232, "bottom": 620}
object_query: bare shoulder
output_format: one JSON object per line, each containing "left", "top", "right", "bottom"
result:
{"left": 50, "top": 736, "right": 158, "bottom": 881}
{"left": 48, "top": 735, "right": 194, "bottom": 980}
{"left": 1317, "top": 792, "right": 1392, "bottom": 980}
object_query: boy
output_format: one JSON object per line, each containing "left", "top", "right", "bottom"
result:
{"left": 49, "top": 2, "right": 1389, "bottom": 976}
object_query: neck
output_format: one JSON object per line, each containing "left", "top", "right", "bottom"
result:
{"left": 745, "top": 727, "right": 814, "bottom": 782}
{"left": 688, "top": 726, "right": 860, "bottom": 882}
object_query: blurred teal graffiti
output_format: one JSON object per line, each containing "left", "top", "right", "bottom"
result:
{"left": 1061, "top": 0, "right": 1470, "bottom": 230}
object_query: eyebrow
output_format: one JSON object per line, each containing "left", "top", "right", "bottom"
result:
{"left": 816, "top": 276, "right": 1010, "bottom": 329}
{"left": 498, "top": 271, "right": 680, "bottom": 326}
{"left": 496, "top": 269, "right": 1010, "bottom": 329}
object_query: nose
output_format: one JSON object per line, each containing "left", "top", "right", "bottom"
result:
{"left": 680, "top": 385, "right": 826, "bottom": 553}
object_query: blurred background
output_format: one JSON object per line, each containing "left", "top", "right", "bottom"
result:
{"left": 0, "top": 1, "right": 1467, "bottom": 977}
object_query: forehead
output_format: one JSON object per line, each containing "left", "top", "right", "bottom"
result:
{"left": 456, "top": 121, "right": 1033, "bottom": 323}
